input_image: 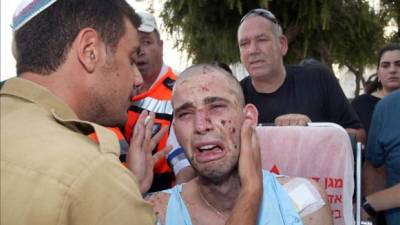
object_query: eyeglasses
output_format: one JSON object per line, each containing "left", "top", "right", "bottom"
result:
{"left": 240, "top": 9, "right": 279, "bottom": 25}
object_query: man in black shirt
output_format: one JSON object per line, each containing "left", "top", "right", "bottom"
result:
{"left": 237, "top": 9, "right": 365, "bottom": 143}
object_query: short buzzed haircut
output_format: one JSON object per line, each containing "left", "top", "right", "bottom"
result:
{"left": 14, "top": 0, "right": 141, "bottom": 76}
{"left": 174, "top": 63, "right": 245, "bottom": 107}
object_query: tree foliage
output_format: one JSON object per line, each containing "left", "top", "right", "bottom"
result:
{"left": 161, "top": 0, "right": 392, "bottom": 96}
{"left": 381, "top": 0, "right": 400, "bottom": 42}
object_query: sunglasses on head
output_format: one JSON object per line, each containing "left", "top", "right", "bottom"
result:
{"left": 240, "top": 9, "right": 279, "bottom": 25}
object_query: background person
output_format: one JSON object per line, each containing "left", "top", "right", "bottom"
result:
{"left": 237, "top": 8, "right": 365, "bottom": 143}
{"left": 362, "top": 90, "right": 400, "bottom": 225}
{"left": 122, "top": 11, "right": 194, "bottom": 192}
{"left": 353, "top": 43, "right": 400, "bottom": 225}
{"left": 351, "top": 43, "right": 400, "bottom": 136}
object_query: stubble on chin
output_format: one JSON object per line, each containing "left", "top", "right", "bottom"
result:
{"left": 190, "top": 156, "right": 239, "bottom": 185}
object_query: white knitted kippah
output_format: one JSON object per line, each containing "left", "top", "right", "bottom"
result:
{"left": 12, "top": 0, "right": 57, "bottom": 31}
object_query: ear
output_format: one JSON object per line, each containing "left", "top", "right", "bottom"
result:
{"left": 279, "top": 35, "right": 288, "bottom": 56}
{"left": 74, "top": 28, "right": 103, "bottom": 73}
{"left": 243, "top": 104, "right": 259, "bottom": 126}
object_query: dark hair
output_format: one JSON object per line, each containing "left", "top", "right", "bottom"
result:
{"left": 14, "top": 0, "right": 141, "bottom": 75}
{"left": 377, "top": 43, "right": 400, "bottom": 69}
{"left": 365, "top": 43, "right": 400, "bottom": 93}
{"left": 364, "top": 73, "right": 382, "bottom": 94}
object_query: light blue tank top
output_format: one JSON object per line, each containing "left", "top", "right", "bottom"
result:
{"left": 160, "top": 170, "right": 303, "bottom": 225}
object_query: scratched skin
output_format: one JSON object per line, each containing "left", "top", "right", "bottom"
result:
{"left": 172, "top": 70, "right": 244, "bottom": 183}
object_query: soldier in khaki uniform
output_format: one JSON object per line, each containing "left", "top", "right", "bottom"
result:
{"left": 0, "top": 0, "right": 161, "bottom": 224}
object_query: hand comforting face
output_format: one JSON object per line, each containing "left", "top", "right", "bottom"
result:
{"left": 126, "top": 110, "right": 171, "bottom": 194}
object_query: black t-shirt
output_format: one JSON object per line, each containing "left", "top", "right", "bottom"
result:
{"left": 240, "top": 65, "right": 362, "bottom": 129}
{"left": 351, "top": 94, "right": 380, "bottom": 135}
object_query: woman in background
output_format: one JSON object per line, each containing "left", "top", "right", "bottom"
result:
{"left": 353, "top": 43, "right": 400, "bottom": 225}
{"left": 351, "top": 43, "right": 400, "bottom": 135}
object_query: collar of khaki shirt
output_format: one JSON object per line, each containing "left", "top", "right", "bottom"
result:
{"left": 1, "top": 78, "right": 120, "bottom": 155}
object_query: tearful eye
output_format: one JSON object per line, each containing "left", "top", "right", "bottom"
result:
{"left": 177, "top": 111, "right": 192, "bottom": 119}
{"left": 211, "top": 104, "right": 226, "bottom": 109}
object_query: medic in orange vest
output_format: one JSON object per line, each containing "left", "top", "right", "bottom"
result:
{"left": 124, "top": 65, "right": 179, "bottom": 192}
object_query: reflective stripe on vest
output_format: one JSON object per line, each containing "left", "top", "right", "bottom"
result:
{"left": 132, "top": 96, "right": 173, "bottom": 116}
{"left": 124, "top": 67, "right": 177, "bottom": 185}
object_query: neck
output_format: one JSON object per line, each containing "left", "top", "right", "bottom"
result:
{"left": 372, "top": 88, "right": 391, "bottom": 98}
{"left": 139, "top": 73, "right": 159, "bottom": 93}
{"left": 251, "top": 64, "right": 286, "bottom": 93}
{"left": 382, "top": 87, "right": 395, "bottom": 96}
{"left": 139, "top": 64, "right": 165, "bottom": 93}
{"left": 196, "top": 172, "right": 241, "bottom": 216}
{"left": 20, "top": 70, "right": 86, "bottom": 121}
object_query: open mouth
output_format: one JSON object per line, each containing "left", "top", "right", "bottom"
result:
{"left": 194, "top": 142, "right": 226, "bottom": 163}
{"left": 197, "top": 144, "right": 223, "bottom": 152}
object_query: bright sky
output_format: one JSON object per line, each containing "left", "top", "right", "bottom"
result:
{"left": 0, "top": 0, "right": 191, "bottom": 81}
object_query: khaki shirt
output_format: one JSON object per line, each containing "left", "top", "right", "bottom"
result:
{"left": 1, "top": 78, "right": 155, "bottom": 225}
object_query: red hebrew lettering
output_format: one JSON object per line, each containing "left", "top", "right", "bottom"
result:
{"left": 334, "top": 178, "right": 343, "bottom": 188}
{"left": 326, "top": 177, "right": 335, "bottom": 188}
{"left": 327, "top": 194, "right": 334, "bottom": 204}
{"left": 332, "top": 209, "right": 342, "bottom": 219}
{"left": 334, "top": 194, "right": 342, "bottom": 204}
{"left": 310, "top": 177, "right": 320, "bottom": 182}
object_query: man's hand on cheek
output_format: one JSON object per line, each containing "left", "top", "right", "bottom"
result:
{"left": 127, "top": 111, "right": 171, "bottom": 194}
{"left": 239, "top": 115, "right": 262, "bottom": 191}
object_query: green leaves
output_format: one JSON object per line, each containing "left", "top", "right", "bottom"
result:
{"left": 161, "top": 0, "right": 394, "bottom": 95}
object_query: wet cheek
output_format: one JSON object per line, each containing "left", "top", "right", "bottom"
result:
{"left": 175, "top": 126, "right": 192, "bottom": 151}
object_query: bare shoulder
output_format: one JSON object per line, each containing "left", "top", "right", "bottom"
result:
{"left": 277, "top": 176, "right": 333, "bottom": 225}
{"left": 145, "top": 191, "right": 171, "bottom": 225}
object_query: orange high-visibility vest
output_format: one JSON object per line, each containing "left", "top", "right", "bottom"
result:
{"left": 88, "top": 127, "right": 129, "bottom": 166}
{"left": 124, "top": 66, "right": 177, "bottom": 191}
